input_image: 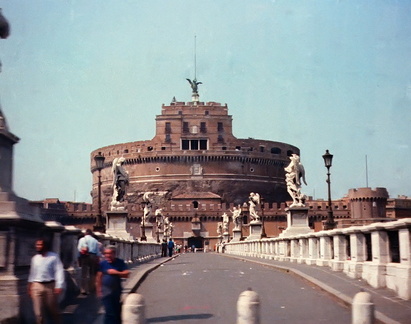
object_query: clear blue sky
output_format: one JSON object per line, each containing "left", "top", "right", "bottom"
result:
{"left": 1, "top": 0, "right": 410, "bottom": 203}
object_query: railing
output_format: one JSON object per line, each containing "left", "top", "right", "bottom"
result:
{"left": 224, "top": 218, "right": 411, "bottom": 300}
{"left": 46, "top": 221, "right": 161, "bottom": 304}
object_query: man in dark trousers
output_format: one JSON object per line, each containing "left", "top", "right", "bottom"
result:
{"left": 161, "top": 239, "right": 168, "bottom": 257}
{"left": 77, "top": 229, "right": 99, "bottom": 294}
{"left": 168, "top": 238, "right": 175, "bottom": 257}
{"left": 96, "top": 245, "right": 129, "bottom": 324}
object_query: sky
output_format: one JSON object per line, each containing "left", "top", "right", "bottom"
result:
{"left": 0, "top": 0, "right": 410, "bottom": 203}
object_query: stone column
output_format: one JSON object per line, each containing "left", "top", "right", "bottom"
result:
{"left": 306, "top": 235, "right": 319, "bottom": 265}
{"left": 331, "top": 231, "right": 347, "bottom": 271}
{"left": 344, "top": 230, "right": 366, "bottom": 279}
{"left": 317, "top": 234, "right": 332, "bottom": 267}
{"left": 394, "top": 225, "right": 411, "bottom": 299}
{"left": 362, "top": 226, "right": 389, "bottom": 288}
{"left": 298, "top": 237, "right": 309, "bottom": 264}
{"left": 289, "top": 238, "right": 299, "bottom": 262}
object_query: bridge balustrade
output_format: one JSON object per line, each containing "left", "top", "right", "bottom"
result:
{"left": 224, "top": 219, "right": 411, "bottom": 300}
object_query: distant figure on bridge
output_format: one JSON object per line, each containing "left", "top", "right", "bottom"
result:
{"left": 161, "top": 239, "right": 167, "bottom": 257}
{"left": 77, "top": 229, "right": 99, "bottom": 295}
{"left": 168, "top": 239, "right": 175, "bottom": 257}
{"left": 96, "top": 245, "right": 129, "bottom": 324}
{"left": 28, "top": 238, "right": 65, "bottom": 324}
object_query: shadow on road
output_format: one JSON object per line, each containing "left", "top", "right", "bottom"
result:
{"left": 147, "top": 313, "right": 213, "bottom": 323}
{"left": 62, "top": 294, "right": 102, "bottom": 324}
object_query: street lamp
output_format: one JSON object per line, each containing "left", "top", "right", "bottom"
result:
{"left": 93, "top": 152, "right": 105, "bottom": 233}
{"left": 322, "top": 149, "right": 336, "bottom": 230}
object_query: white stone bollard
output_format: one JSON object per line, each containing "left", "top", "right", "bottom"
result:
{"left": 352, "top": 291, "right": 375, "bottom": 324}
{"left": 122, "top": 293, "right": 146, "bottom": 324}
{"left": 237, "top": 289, "right": 260, "bottom": 324}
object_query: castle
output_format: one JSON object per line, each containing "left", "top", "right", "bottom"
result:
{"left": 83, "top": 85, "right": 408, "bottom": 248}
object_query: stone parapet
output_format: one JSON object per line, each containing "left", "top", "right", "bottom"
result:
{"left": 224, "top": 218, "right": 411, "bottom": 300}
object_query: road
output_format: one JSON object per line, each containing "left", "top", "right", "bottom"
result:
{"left": 136, "top": 253, "right": 351, "bottom": 324}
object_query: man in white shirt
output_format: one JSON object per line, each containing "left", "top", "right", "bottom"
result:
{"left": 28, "top": 238, "right": 65, "bottom": 324}
{"left": 77, "top": 229, "right": 99, "bottom": 294}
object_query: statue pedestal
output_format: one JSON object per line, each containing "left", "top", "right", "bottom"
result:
{"left": 106, "top": 211, "right": 132, "bottom": 240}
{"left": 157, "top": 230, "right": 164, "bottom": 243}
{"left": 279, "top": 207, "right": 313, "bottom": 238}
{"left": 231, "top": 228, "right": 242, "bottom": 242}
{"left": 246, "top": 221, "right": 263, "bottom": 240}
{"left": 223, "top": 232, "right": 230, "bottom": 243}
{"left": 140, "top": 223, "right": 157, "bottom": 243}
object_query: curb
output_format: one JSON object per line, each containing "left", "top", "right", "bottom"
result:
{"left": 122, "top": 255, "right": 179, "bottom": 301}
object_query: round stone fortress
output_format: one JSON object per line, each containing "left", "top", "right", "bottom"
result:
{"left": 91, "top": 96, "right": 300, "bottom": 213}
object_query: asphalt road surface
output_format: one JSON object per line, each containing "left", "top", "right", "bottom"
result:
{"left": 137, "top": 253, "right": 351, "bottom": 324}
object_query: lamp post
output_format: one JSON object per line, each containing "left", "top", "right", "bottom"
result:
{"left": 322, "top": 149, "right": 336, "bottom": 230}
{"left": 93, "top": 152, "right": 105, "bottom": 233}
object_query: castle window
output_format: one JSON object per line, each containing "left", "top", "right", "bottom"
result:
{"left": 165, "top": 134, "right": 171, "bottom": 143}
{"left": 217, "top": 122, "right": 224, "bottom": 132}
{"left": 200, "top": 140, "right": 207, "bottom": 150}
{"left": 259, "top": 146, "right": 265, "bottom": 153}
{"left": 218, "top": 135, "right": 224, "bottom": 143}
{"left": 181, "top": 139, "right": 208, "bottom": 150}
{"left": 287, "top": 150, "right": 293, "bottom": 156}
{"left": 192, "top": 201, "right": 199, "bottom": 209}
{"left": 200, "top": 122, "right": 207, "bottom": 133}
{"left": 205, "top": 110, "right": 209, "bottom": 115}
{"left": 161, "top": 147, "right": 166, "bottom": 150}
{"left": 182, "top": 140, "right": 189, "bottom": 150}
{"left": 222, "top": 146, "right": 227, "bottom": 150}
{"left": 271, "top": 147, "right": 281, "bottom": 154}
{"left": 183, "top": 122, "right": 189, "bottom": 133}
{"left": 124, "top": 149, "right": 129, "bottom": 153}
{"left": 165, "top": 122, "right": 171, "bottom": 134}
{"left": 191, "top": 140, "right": 199, "bottom": 150}
{"left": 147, "top": 146, "right": 153, "bottom": 151}
{"left": 235, "top": 146, "right": 241, "bottom": 151}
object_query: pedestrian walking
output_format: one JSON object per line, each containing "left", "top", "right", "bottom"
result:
{"left": 168, "top": 238, "right": 175, "bottom": 257}
{"left": 28, "top": 238, "right": 65, "bottom": 324}
{"left": 96, "top": 245, "right": 130, "bottom": 324}
{"left": 161, "top": 239, "right": 167, "bottom": 257}
{"left": 77, "top": 229, "right": 99, "bottom": 294}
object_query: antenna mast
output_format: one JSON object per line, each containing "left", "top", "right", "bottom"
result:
{"left": 365, "top": 155, "right": 369, "bottom": 187}
{"left": 194, "top": 34, "right": 197, "bottom": 80}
